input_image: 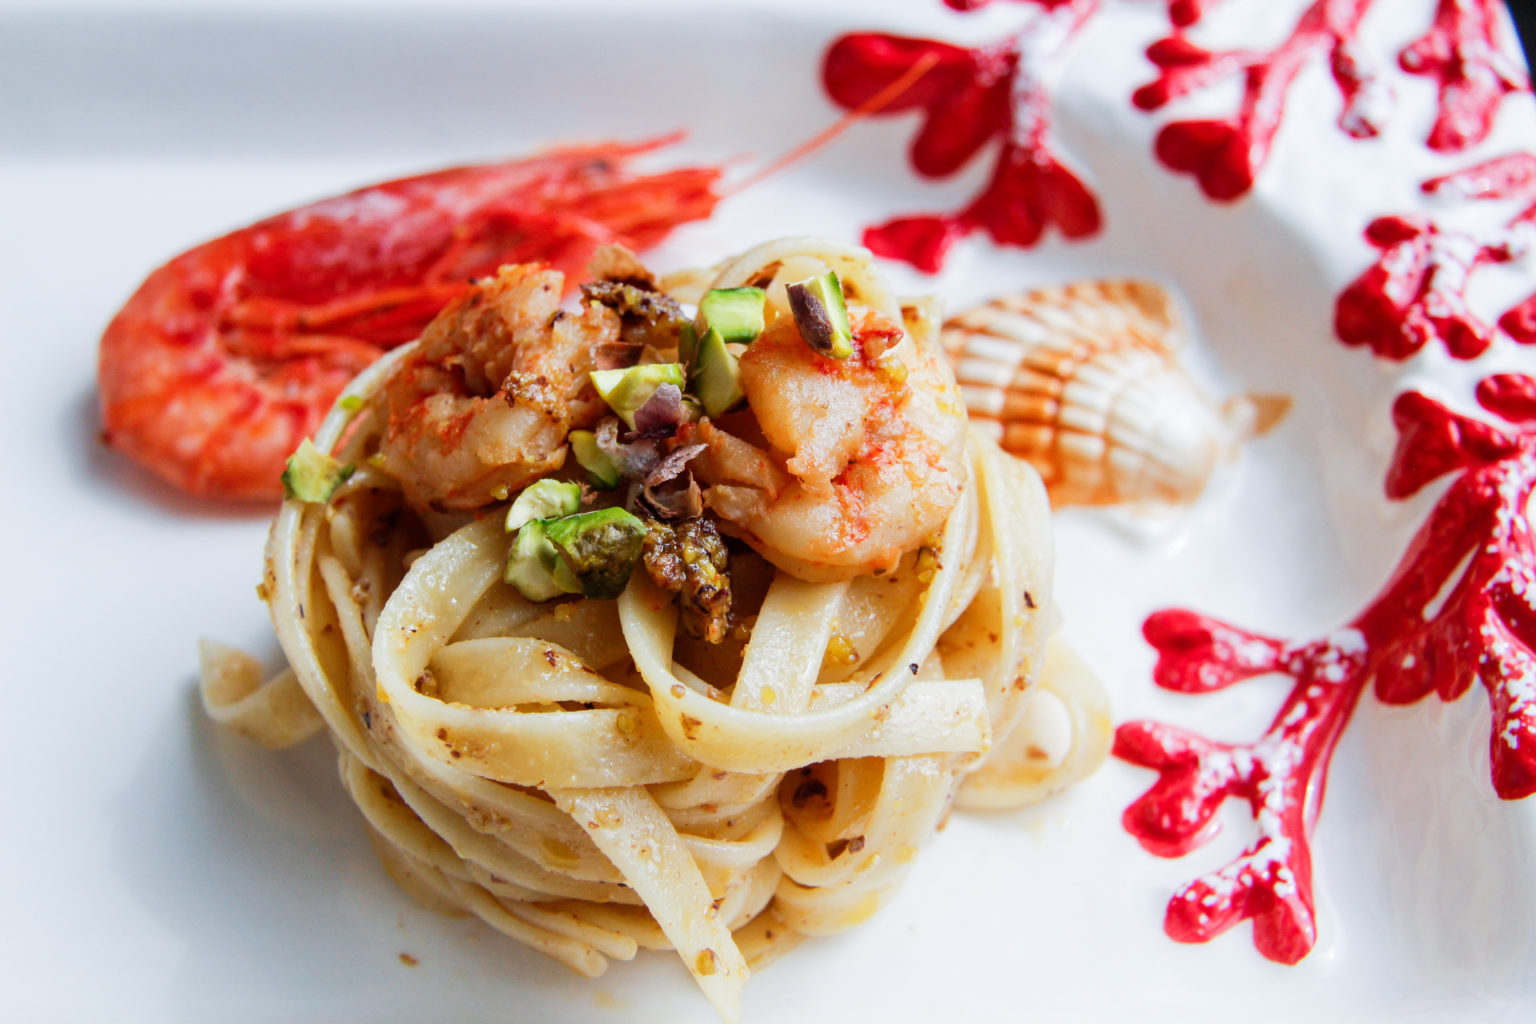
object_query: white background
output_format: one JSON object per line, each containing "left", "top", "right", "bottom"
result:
{"left": 3, "top": 1, "right": 1535, "bottom": 1020}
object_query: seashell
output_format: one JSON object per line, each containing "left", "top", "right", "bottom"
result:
{"left": 941, "top": 280, "right": 1289, "bottom": 508}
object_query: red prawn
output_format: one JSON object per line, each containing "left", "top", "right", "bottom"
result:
{"left": 98, "top": 137, "right": 720, "bottom": 501}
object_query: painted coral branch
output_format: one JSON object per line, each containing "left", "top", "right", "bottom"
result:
{"left": 1499, "top": 293, "right": 1536, "bottom": 345}
{"left": 1368, "top": 377, "right": 1536, "bottom": 797}
{"left": 1420, "top": 153, "right": 1536, "bottom": 347}
{"left": 1139, "top": 0, "right": 1529, "bottom": 199}
{"left": 1117, "top": 376, "right": 1536, "bottom": 962}
{"left": 1333, "top": 214, "right": 1521, "bottom": 359}
{"left": 1132, "top": 36, "right": 1262, "bottom": 114}
{"left": 1422, "top": 151, "right": 1536, "bottom": 209}
{"left": 1117, "top": 619, "right": 1367, "bottom": 963}
{"left": 1336, "top": 153, "right": 1536, "bottom": 359}
{"left": 822, "top": 0, "right": 1102, "bottom": 272}
{"left": 1135, "top": 0, "right": 1382, "bottom": 201}
{"left": 1165, "top": 0, "right": 1224, "bottom": 28}
{"left": 1399, "top": 0, "right": 1530, "bottom": 153}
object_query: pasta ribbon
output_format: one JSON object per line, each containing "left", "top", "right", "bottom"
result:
{"left": 217, "top": 239, "right": 1110, "bottom": 1022}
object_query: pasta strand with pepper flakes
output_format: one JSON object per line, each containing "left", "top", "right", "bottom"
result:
{"left": 205, "top": 239, "right": 1108, "bottom": 1022}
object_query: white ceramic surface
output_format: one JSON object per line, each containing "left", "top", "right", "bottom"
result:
{"left": 4, "top": 1, "right": 1535, "bottom": 1020}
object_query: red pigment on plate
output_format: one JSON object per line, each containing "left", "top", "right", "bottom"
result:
{"left": 822, "top": 1, "right": 1527, "bottom": 267}
{"left": 1138, "top": 0, "right": 1526, "bottom": 201}
{"left": 1334, "top": 213, "right": 1520, "bottom": 359}
{"left": 822, "top": 0, "right": 1103, "bottom": 272}
{"left": 819, "top": 0, "right": 1536, "bottom": 965}
{"left": 1399, "top": 0, "right": 1529, "bottom": 153}
{"left": 1337, "top": 152, "right": 1536, "bottom": 359}
{"left": 1117, "top": 375, "right": 1536, "bottom": 962}
{"left": 1421, "top": 152, "right": 1536, "bottom": 346}
{"left": 1135, "top": 0, "right": 1384, "bottom": 201}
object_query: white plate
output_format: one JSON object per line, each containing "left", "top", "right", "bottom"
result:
{"left": 5, "top": 0, "right": 1535, "bottom": 1020}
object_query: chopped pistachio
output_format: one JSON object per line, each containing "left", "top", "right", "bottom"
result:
{"left": 504, "top": 520, "right": 568, "bottom": 602}
{"left": 505, "top": 479, "right": 581, "bottom": 532}
{"left": 678, "top": 322, "right": 699, "bottom": 366}
{"left": 569, "top": 430, "right": 622, "bottom": 489}
{"left": 629, "top": 383, "right": 689, "bottom": 438}
{"left": 697, "top": 287, "right": 766, "bottom": 345}
{"left": 544, "top": 507, "right": 647, "bottom": 599}
{"left": 281, "top": 439, "right": 355, "bottom": 503}
{"left": 786, "top": 271, "right": 853, "bottom": 359}
{"left": 590, "top": 363, "right": 686, "bottom": 429}
{"left": 690, "top": 327, "right": 745, "bottom": 417}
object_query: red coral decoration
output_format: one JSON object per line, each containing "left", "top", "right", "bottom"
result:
{"left": 1421, "top": 152, "right": 1536, "bottom": 345}
{"left": 1399, "top": 0, "right": 1530, "bottom": 153}
{"left": 823, "top": 1, "right": 1530, "bottom": 266}
{"left": 1134, "top": 0, "right": 1385, "bottom": 201}
{"left": 821, "top": 0, "right": 1103, "bottom": 272}
{"left": 1335, "top": 152, "right": 1536, "bottom": 359}
{"left": 1166, "top": 0, "right": 1223, "bottom": 27}
{"left": 1116, "top": 375, "right": 1536, "bottom": 962}
{"left": 1333, "top": 214, "right": 1520, "bottom": 359}
{"left": 1137, "top": 0, "right": 1529, "bottom": 201}
{"left": 823, "top": 0, "right": 1536, "bottom": 969}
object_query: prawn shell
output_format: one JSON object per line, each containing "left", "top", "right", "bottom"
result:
{"left": 941, "top": 280, "right": 1288, "bottom": 507}
{"left": 97, "top": 138, "right": 721, "bottom": 501}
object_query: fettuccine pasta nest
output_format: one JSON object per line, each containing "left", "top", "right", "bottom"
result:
{"left": 205, "top": 238, "right": 1110, "bottom": 1021}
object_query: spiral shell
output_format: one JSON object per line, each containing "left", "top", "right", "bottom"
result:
{"left": 941, "top": 280, "right": 1288, "bottom": 507}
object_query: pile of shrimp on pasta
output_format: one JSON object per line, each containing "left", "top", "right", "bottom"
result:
{"left": 200, "top": 237, "right": 1110, "bottom": 1021}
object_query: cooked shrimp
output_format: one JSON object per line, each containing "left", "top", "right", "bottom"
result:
{"left": 377, "top": 264, "right": 616, "bottom": 511}
{"left": 97, "top": 139, "right": 720, "bottom": 501}
{"left": 695, "top": 308, "right": 968, "bottom": 581}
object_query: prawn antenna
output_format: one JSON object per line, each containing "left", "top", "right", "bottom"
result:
{"left": 724, "top": 52, "right": 941, "bottom": 198}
